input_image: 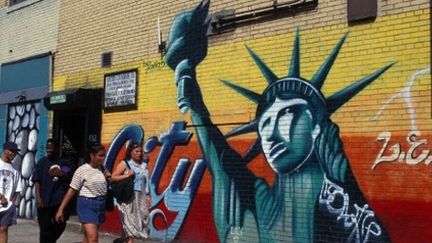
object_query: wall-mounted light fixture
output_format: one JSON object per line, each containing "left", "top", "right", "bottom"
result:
{"left": 157, "top": 16, "right": 166, "bottom": 58}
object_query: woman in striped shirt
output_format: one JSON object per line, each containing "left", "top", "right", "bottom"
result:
{"left": 55, "top": 144, "right": 111, "bottom": 243}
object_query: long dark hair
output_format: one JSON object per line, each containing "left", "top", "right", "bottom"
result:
{"left": 123, "top": 142, "right": 142, "bottom": 161}
{"left": 86, "top": 143, "right": 105, "bottom": 162}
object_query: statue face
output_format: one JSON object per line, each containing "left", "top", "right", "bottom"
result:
{"left": 258, "top": 97, "right": 318, "bottom": 174}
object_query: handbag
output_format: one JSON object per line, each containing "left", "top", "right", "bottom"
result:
{"left": 111, "top": 161, "right": 135, "bottom": 203}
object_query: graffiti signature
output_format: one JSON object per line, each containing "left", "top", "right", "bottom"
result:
{"left": 143, "top": 60, "right": 166, "bottom": 73}
{"left": 372, "top": 130, "right": 432, "bottom": 169}
{"left": 319, "top": 176, "right": 382, "bottom": 243}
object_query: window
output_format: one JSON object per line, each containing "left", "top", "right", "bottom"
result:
{"left": 209, "top": 0, "right": 318, "bottom": 34}
{"left": 347, "top": 0, "right": 377, "bottom": 23}
{"left": 9, "top": 0, "right": 28, "bottom": 6}
{"left": 101, "top": 52, "right": 113, "bottom": 68}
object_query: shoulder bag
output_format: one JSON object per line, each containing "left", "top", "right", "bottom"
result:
{"left": 110, "top": 161, "right": 135, "bottom": 203}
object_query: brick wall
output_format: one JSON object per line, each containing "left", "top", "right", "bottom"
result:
{"left": 53, "top": 0, "right": 430, "bottom": 242}
{"left": 0, "top": 0, "right": 59, "bottom": 63}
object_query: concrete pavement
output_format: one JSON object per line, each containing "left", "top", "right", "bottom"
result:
{"left": 9, "top": 218, "right": 159, "bottom": 243}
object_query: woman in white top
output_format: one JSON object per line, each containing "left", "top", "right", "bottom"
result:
{"left": 111, "top": 142, "right": 150, "bottom": 243}
{"left": 55, "top": 144, "right": 111, "bottom": 243}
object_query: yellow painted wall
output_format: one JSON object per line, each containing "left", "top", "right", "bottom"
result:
{"left": 53, "top": 8, "right": 430, "bottom": 143}
{"left": 52, "top": 1, "right": 431, "bottom": 241}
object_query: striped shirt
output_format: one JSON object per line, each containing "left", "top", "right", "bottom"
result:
{"left": 70, "top": 163, "right": 107, "bottom": 198}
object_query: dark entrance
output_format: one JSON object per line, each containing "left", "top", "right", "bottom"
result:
{"left": 44, "top": 88, "right": 103, "bottom": 170}
{"left": 53, "top": 109, "right": 87, "bottom": 169}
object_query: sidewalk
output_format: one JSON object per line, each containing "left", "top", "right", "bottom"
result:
{"left": 12, "top": 218, "right": 118, "bottom": 243}
{"left": 11, "top": 218, "right": 160, "bottom": 243}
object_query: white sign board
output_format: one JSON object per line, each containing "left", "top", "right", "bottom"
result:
{"left": 104, "top": 70, "right": 137, "bottom": 110}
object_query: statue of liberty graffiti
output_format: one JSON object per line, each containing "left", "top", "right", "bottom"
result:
{"left": 165, "top": 1, "right": 393, "bottom": 242}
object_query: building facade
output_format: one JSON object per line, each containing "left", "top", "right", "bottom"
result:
{"left": 51, "top": 0, "right": 430, "bottom": 242}
{"left": 0, "top": 0, "right": 60, "bottom": 219}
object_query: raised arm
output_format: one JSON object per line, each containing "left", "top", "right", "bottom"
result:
{"left": 165, "top": 1, "right": 261, "bottom": 236}
{"left": 165, "top": 0, "right": 250, "bottom": 178}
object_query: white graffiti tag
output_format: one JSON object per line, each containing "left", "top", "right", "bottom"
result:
{"left": 373, "top": 66, "right": 430, "bottom": 131}
{"left": 372, "top": 130, "right": 431, "bottom": 169}
{"left": 319, "top": 176, "right": 382, "bottom": 243}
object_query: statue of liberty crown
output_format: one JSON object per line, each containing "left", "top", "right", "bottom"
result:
{"left": 220, "top": 29, "right": 395, "bottom": 161}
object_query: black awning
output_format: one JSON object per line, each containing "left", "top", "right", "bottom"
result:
{"left": 43, "top": 88, "right": 102, "bottom": 110}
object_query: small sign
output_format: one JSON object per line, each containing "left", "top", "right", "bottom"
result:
{"left": 104, "top": 69, "right": 138, "bottom": 110}
{"left": 49, "top": 94, "right": 66, "bottom": 104}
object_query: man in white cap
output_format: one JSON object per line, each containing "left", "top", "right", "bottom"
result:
{"left": 0, "top": 141, "right": 22, "bottom": 243}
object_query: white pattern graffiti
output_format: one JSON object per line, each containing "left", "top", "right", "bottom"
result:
{"left": 319, "top": 176, "right": 382, "bottom": 243}
{"left": 6, "top": 101, "right": 40, "bottom": 219}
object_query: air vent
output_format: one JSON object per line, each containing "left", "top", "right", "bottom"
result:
{"left": 101, "top": 52, "right": 112, "bottom": 67}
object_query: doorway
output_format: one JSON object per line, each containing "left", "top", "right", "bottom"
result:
{"left": 44, "top": 88, "right": 102, "bottom": 170}
{"left": 53, "top": 109, "right": 87, "bottom": 170}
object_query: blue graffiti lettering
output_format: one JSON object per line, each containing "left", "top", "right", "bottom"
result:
{"left": 145, "top": 121, "right": 206, "bottom": 241}
{"left": 104, "top": 121, "right": 206, "bottom": 242}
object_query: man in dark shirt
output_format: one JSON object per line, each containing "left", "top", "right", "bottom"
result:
{"left": 32, "top": 139, "right": 71, "bottom": 243}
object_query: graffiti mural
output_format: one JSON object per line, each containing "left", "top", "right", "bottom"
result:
{"left": 7, "top": 101, "right": 40, "bottom": 219}
{"left": 164, "top": 0, "right": 395, "bottom": 242}
{"left": 372, "top": 66, "right": 432, "bottom": 169}
{"left": 104, "top": 122, "right": 206, "bottom": 242}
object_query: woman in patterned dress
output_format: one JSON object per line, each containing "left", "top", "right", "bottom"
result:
{"left": 111, "top": 142, "right": 150, "bottom": 243}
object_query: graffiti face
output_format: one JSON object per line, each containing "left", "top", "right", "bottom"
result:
{"left": 259, "top": 97, "right": 318, "bottom": 173}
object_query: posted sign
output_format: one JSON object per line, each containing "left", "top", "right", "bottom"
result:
{"left": 104, "top": 70, "right": 137, "bottom": 110}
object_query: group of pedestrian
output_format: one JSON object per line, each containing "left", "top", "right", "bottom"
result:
{"left": 0, "top": 140, "right": 151, "bottom": 243}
